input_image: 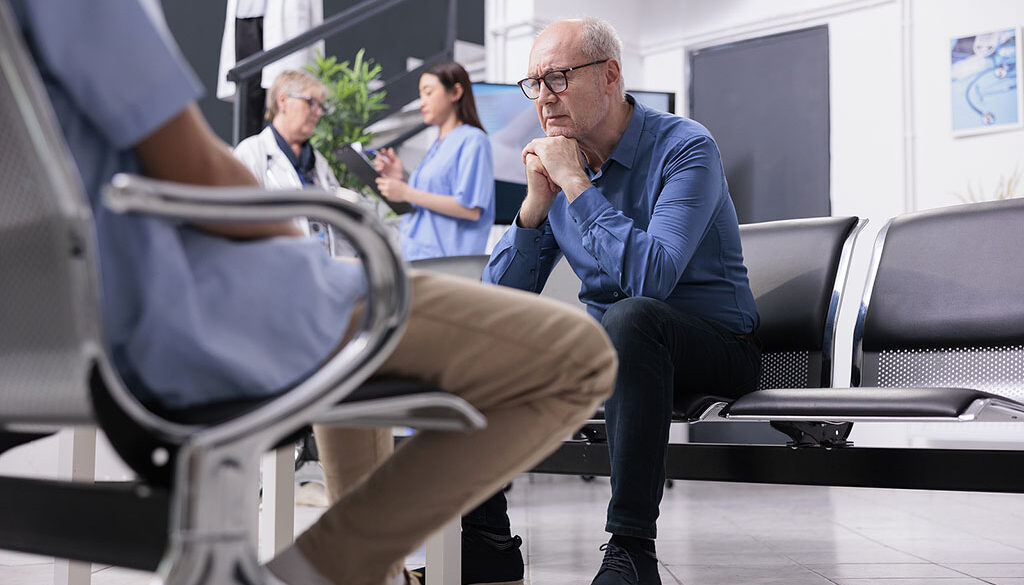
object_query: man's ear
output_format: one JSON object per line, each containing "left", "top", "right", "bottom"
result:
{"left": 604, "top": 59, "right": 622, "bottom": 95}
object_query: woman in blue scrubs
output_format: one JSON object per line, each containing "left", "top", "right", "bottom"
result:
{"left": 375, "top": 62, "right": 495, "bottom": 260}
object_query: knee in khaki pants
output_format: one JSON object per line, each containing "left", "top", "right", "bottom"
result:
{"left": 293, "top": 272, "right": 617, "bottom": 585}
{"left": 314, "top": 426, "right": 394, "bottom": 503}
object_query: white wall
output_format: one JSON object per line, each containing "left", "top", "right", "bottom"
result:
{"left": 911, "top": 0, "right": 1024, "bottom": 211}
{"left": 484, "top": 0, "right": 646, "bottom": 84}
{"left": 827, "top": 2, "right": 906, "bottom": 222}
{"left": 485, "top": 0, "right": 541, "bottom": 83}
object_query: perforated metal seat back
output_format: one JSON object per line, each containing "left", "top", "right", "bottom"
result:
{"left": 757, "top": 350, "right": 816, "bottom": 391}
{"left": 869, "top": 346, "right": 1024, "bottom": 402}
{"left": 857, "top": 198, "right": 1024, "bottom": 401}
{"left": 0, "top": 1, "right": 102, "bottom": 424}
{"left": 740, "top": 216, "right": 861, "bottom": 389}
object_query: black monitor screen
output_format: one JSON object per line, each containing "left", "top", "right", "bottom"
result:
{"left": 473, "top": 83, "right": 675, "bottom": 223}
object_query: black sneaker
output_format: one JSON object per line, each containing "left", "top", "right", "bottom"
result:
{"left": 590, "top": 541, "right": 661, "bottom": 585}
{"left": 411, "top": 530, "right": 524, "bottom": 585}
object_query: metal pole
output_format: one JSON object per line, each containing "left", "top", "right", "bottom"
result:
{"left": 445, "top": 0, "right": 458, "bottom": 56}
{"left": 233, "top": 81, "right": 248, "bottom": 146}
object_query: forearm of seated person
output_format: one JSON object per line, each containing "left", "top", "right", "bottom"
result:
{"left": 407, "top": 189, "right": 482, "bottom": 221}
{"left": 133, "top": 104, "right": 303, "bottom": 239}
{"left": 189, "top": 221, "right": 303, "bottom": 239}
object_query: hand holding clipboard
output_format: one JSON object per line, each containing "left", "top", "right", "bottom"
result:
{"left": 337, "top": 144, "right": 413, "bottom": 215}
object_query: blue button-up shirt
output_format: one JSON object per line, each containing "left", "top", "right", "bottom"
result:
{"left": 483, "top": 97, "right": 758, "bottom": 334}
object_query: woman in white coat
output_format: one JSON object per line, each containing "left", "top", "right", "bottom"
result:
{"left": 234, "top": 69, "right": 339, "bottom": 190}
{"left": 234, "top": 69, "right": 359, "bottom": 253}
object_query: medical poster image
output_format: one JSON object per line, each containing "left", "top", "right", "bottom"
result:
{"left": 950, "top": 27, "right": 1021, "bottom": 137}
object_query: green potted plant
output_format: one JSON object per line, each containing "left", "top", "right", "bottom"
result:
{"left": 307, "top": 49, "right": 388, "bottom": 193}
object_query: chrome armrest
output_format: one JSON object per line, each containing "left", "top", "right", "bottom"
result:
{"left": 100, "top": 173, "right": 408, "bottom": 453}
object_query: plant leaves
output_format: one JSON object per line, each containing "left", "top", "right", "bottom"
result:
{"left": 308, "top": 48, "right": 389, "bottom": 195}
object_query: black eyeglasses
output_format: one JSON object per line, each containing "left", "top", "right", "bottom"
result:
{"left": 286, "top": 93, "right": 333, "bottom": 114}
{"left": 517, "top": 59, "right": 609, "bottom": 100}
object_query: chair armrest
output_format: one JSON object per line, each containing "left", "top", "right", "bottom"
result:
{"left": 99, "top": 173, "right": 408, "bottom": 452}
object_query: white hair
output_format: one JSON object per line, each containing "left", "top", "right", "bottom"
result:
{"left": 265, "top": 69, "right": 327, "bottom": 120}
{"left": 541, "top": 17, "right": 626, "bottom": 99}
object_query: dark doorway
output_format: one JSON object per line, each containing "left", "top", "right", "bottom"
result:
{"left": 689, "top": 26, "right": 830, "bottom": 223}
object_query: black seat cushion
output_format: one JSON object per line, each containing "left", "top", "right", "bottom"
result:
{"left": 132, "top": 377, "right": 442, "bottom": 425}
{"left": 339, "top": 378, "right": 443, "bottom": 402}
{"left": 726, "top": 387, "right": 1004, "bottom": 419}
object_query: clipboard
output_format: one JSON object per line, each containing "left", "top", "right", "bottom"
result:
{"left": 337, "top": 144, "right": 414, "bottom": 215}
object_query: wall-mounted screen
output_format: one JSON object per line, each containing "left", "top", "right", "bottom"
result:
{"left": 472, "top": 83, "right": 676, "bottom": 223}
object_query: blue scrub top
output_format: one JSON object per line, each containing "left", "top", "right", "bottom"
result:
{"left": 13, "top": 0, "right": 366, "bottom": 410}
{"left": 401, "top": 124, "right": 495, "bottom": 260}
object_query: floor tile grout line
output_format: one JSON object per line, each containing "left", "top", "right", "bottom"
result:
{"left": 829, "top": 487, "right": 1024, "bottom": 552}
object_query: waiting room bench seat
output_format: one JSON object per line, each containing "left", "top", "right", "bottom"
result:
{"left": 537, "top": 197, "right": 1024, "bottom": 494}
{"left": 722, "top": 387, "right": 1024, "bottom": 422}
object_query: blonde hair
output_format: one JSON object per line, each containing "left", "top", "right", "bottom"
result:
{"left": 265, "top": 70, "right": 327, "bottom": 120}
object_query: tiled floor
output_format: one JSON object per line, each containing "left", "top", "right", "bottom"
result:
{"left": 5, "top": 474, "right": 1024, "bottom": 584}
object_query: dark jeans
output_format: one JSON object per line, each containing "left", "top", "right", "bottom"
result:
{"left": 463, "top": 487, "right": 511, "bottom": 536}
{"left": 462, "top": 297, "right": 760, "bottom": 541}
{"left": 601, "top": 297, "right": 760, "bottom": 539}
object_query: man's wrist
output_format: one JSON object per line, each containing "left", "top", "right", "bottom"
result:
{"left": 517, "top": 208, "right": 543, "bottom": 229}
{"left": 562, "top": 176, "right": 592, "bottom": 202}
{"left": 517, "top": 198, "right": 548, "bottom": 228}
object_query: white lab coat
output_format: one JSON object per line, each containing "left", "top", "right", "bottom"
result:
{"left": 234, "top": 125, "right": 340, "bottom": 190}
{"left": 217, "top": 0, "right": 325, "bottom": 101}
{"left": 234, "top": 127, "right": 403, "bottom": 251}
{"left": 234, "top": 126, "right": 363, "bottom": 256}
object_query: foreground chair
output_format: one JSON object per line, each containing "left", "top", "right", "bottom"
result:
{"left": 0, "top": 3, "right": 482, "bottom": 584}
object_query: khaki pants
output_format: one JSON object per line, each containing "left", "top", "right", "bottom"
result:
{"left": 296, "top": 271, "right": 616, "bottom": 585}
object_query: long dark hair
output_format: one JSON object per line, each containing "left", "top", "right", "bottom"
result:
{"left": 426, "top": 61, "right": 485, "bottom": 133}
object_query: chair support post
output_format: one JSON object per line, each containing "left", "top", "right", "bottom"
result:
{"left": 157, "top": 437, "right": 266, "bottom": 585}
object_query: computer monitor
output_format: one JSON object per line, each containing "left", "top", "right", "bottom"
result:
{"left": 472, "top": 83, "right": 676, "bottom": 223}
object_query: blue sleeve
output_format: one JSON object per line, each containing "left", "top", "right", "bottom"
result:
{"left": 482, "top": 217, "right": 562, "bottom": 292}
{"left": 453, "top": 131, "right": 495, "bottom": 211}
{"left": 566, "top": 134, "right": 725, "bottom": 299}
{"left": 13, "top": 0, "right": 203, "bottom": 148}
